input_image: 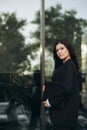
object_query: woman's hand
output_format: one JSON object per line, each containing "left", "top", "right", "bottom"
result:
{"left": 42, "top": 99, "right": 51, "bottom": 108}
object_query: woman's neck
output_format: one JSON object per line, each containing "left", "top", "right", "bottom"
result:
{"left": 63, "top": 57, "right": 71, "bottom": 63}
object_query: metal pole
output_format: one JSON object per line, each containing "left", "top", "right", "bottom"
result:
{"left": 40, "top": 0, "right": 46, "bottom": 130}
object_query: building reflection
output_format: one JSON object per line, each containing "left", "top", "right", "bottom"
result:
{"left": 81, "top": 34, "right": 87, "bottom": 109}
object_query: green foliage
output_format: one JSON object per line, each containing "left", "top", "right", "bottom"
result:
{"left": 0, "top": 12, "right": 38, "bottom": 102}
{"left": 0, "top": 12, "right": 31, "bottom": 73}
{"left": 30, "top": 4, "right": 87, "bottom": 69}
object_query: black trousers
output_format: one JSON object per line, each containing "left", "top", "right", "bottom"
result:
{"left": 53, "top": 125, "right": 76, "bottom": 130}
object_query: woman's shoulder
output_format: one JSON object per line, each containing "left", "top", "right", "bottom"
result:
{"left": 61, "top": 59, "right": 76, "bottom": 72}
{"left": 64, "top": 59, "right": 75, "bottom": 67}
{"left": 54, "top": 59, "right": 76, "bottom": 73}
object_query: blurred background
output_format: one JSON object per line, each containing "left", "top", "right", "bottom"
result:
{"left": 0, "top": 0, "right": 87, "bottom": 130}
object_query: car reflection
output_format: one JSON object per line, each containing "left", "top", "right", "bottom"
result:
{"left": 0, "top": 101, "right": 29, "bottom": 130}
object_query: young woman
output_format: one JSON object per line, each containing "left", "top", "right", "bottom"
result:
{"left": 42, "top": 39, "right": 80, "bottom": 130}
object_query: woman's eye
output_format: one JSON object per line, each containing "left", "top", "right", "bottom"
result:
{"left": 60, "top": 47, "right": 64, "bottom": 50}
{"left": 56, "top": 47, "right": 64, "bottom": 52}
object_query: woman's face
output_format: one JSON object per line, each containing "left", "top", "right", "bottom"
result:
{"left": 56, "top": 43, "right": 71, "bottom": 63}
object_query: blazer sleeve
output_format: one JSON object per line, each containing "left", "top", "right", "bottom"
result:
{"left": 43, "top": 61, "right": 77, "bottom": 107}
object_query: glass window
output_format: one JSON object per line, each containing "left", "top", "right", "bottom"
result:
{"left": 0, "top": 0, "right": 41, "bottom": 129}
{"left": 45, "top": 0, "right": 87, "bottom": 130}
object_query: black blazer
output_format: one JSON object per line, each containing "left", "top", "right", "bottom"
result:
{"left": 43, "top": 59, "right": 80, "bottom": 127}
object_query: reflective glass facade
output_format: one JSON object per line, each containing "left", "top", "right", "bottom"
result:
{"left": 0, "top": 0, "right": 87, "bottom": 129}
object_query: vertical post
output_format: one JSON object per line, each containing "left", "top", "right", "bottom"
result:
{"left": 40, "top": 0, "right": 46, "bottom": 130}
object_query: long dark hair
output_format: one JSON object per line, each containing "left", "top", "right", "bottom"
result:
{"left": 53, "top": 39, "right": 80, "bottom": 71}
